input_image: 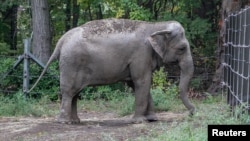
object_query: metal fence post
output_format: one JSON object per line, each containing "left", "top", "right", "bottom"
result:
{"left": 23, "top": 38, "right": 31, "bottom": 96}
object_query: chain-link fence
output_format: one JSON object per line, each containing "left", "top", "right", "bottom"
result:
{"left": 223, "top": 6, "right": 250, "bottom": 113}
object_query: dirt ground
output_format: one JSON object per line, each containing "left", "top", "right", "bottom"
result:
{"left": 0, "top": 110, "right": 187, "bottom": 141}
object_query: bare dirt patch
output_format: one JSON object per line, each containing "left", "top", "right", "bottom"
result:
{"left": 0, "top": 111, "right": 187, "bottom": 141}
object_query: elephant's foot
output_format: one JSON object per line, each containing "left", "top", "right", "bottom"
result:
{"left": 131, "top": 116, "right": 147, "bottom": 124}
{"left": 132, "top": 114, "right": 158, "bottom": 123}
{"left": 146, "top": 113, "right": 158, "bottom": 122}
{"left": 56, "top": 114, "right": 80, "bottom": 124}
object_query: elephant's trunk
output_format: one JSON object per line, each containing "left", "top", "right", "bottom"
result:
{"left": 179, "top": 55, "right": 195, "bottom": 115}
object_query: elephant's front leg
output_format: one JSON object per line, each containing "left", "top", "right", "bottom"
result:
{"left": 132, "top": 73, "right": 157, "bottom": 123}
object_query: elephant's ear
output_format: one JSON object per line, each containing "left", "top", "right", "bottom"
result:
{"left": 147, "top": 30, "right": 171, "bottom": 58}
{"left": 151, "top": 30, "right": 171, "bottom": 36}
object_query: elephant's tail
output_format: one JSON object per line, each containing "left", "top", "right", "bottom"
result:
{"left": 28, "top": 39, "right": 63, "bottom": 93}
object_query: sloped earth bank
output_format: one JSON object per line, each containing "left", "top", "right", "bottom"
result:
{"left": 0, "top": 111, "right": 187, "bottom": 141}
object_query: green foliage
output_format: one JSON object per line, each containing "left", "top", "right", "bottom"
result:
{"left": 29, "top": 61, "right": 59, "bottom": 100}
{"left": 0, "top": 42, "right": 18, "bottom": 55}
{"left": 16, "top": 4, "right": 32, "bottom": 39}
{"left": 190, "top": 76, "right": 202, "bottom": 90}
{"left": 0, "top": 42, "right": 10, "bottom": 55}
{"left": 135, "top": 96, "right": 249, "bottom": 141}
{"left": 151, "top": 67, "right": 180, "bottom": 111}
{"left": 79, "top": 89, "right": 135, "bottom": 116}
{"left": 0, "top": 0, "right": 19, "bottom": 12}
{"left": 0, "top": 92, "right": 57, "bottom": 117}
{"left": 0, "top": 57, "right": 59, "bottom": 100}
{"left": 151, "top": 85, "right": 180, "bottom": 112}
{"left": 0, "top": 57, "right": 15, "bottom": 74}
{"left": 0, "top": 22, "right": 10, "bottom": 41}
{"left": 0, "top": 93, "right": 33, "bottom": 116}
{"left": 127, "top": 2, "right": 151, "bottom": 21}
{"left": 152, "top": 67, "right": 170, "bottom": 90}
{"left": 151, "top": 67, "right": 182, "bottom": 111}
{"left": 2, "top": 90, "right": 248, "bottom": 141}
{"left": 80, "top": 83, "right": 129, "bottom": 100}
{"left": 76, "top": 0, "right": 152, "bottom": 21}
{"left": 0, "top": 57, "right": 22, "bottom": 92}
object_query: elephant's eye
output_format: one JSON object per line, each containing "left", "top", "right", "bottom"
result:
{"left": 177, "top": 46, "right": 186, "bottom": 54}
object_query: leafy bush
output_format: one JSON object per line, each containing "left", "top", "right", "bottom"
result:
{"left": 0, "top": 57, "right": 23, "bottom": 93}
{"left": 151, "top": 85, "right": 179, "bottom": 112}
{"left": 190, "top": 76, "right": 202, "bottom": 90}
{"left": 80, "top": 82, "right": 129, "bottom": 100}
{"left": 152, "top": 67, "right": 170, "bottom": 90}
{"left": 127, "top": 2, "right": 152, "bottom": 21}
{"left": 0, "top": 42, "right": 12, "bottom": 55}
{"left": 0, "top": 57, "right": 59, "bottom": 100}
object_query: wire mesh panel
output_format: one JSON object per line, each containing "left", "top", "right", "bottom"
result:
{"left": 223, "top": 7, "right": 250, "bottom": 114}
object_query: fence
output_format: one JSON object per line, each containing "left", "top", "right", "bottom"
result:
{"left": 223, "top": 6, "right": 250, "bottom": 113}
{"left": 0, "top": 40, "right": 59, "bottom": 97}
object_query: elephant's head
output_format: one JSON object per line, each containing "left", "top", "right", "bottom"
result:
{"left": 148, "top": 21, "right": 195, "bottom": 114}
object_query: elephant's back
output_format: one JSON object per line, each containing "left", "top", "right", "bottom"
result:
{"left": 80, "top": 18, "right": 145, "bottom": 37}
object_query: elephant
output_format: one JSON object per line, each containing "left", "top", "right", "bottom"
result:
{"left": 29, "top": 18, "right": 195, "bottom": 124}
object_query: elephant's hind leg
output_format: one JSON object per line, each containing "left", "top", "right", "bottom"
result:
{"left": 57, "top": 90, "right": 74, "bottom": 124}
{"left": 57, "top": 74, "right": 83, "bottom": 124}
{"left": 57, "top": 86, "right": 81, "bottom": 124}
{"left": 71, "top": 94, "right": 80, "bottom": 123}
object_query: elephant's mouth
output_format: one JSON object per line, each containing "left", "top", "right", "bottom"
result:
{"left": 164, "top": 59, "right": 179, "bottom": 64}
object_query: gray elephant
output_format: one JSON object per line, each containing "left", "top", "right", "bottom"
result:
{"left": 30, "top": 18, "right": 195, "bottom": 124}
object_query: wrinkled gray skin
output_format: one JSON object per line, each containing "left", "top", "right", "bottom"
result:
{"left": 30, "top": 19, "right": 195, "bottom": 124}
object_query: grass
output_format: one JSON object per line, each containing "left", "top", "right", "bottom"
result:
{"left": 0, "top": 87, "right": 249, "bottom": 141}
{"left": 133, "top": 95, "right": 249, "bottom": 141}
{"left": 79, "top": 85, "right": 182, "bottom": 116}
{"left": 78, "top": 91, "right": 250, "bottom": 141}
{"left": 0, "top": 92, "right": 58, "bottom": 117}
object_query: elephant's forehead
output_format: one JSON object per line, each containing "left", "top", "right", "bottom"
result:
{"left": 80, "top": 19, "right": 142, "bottom": 37}
{"left": 166, "top": 22, "right": 184, "bottom": 33}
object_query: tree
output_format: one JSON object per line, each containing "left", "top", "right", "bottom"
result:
{"left": 0, "top": 1, "right": 18, "bottom": 51}
{"left": 64, "top": 0, "right": 80, "bottom": 31}
{"left": 31, "top": 0, "right": 52, "bottom": 64}
{"left": 65, "top": 0, "right": 71, "bottom": 31}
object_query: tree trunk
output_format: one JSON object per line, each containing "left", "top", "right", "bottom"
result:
{"left": 96, "top": 3, "right": 103, "bottom": 19}
{"left": 2, "top": 4, "right": 18, "bottom": 51}
{"left": 72, "top": 0, "right": 79, "bottom": 27}
{"left": 31, "top": 0, "right": 52, "bottom": 64}
{"left": 65, "top": 0, "right": 71, "bottom": 31}
{"left": 88, "top": 3, "right": 92, "bottom": 21}
{"left": 10, "top": 4, "right": 18, "bottom": 50}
